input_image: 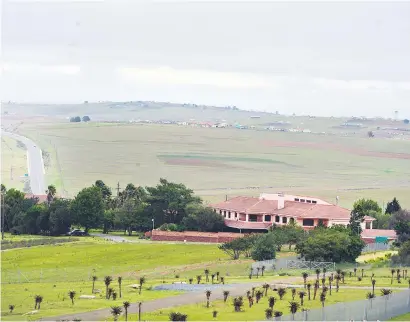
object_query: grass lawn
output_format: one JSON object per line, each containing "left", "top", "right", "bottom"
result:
{"left": 390, "top": 312, "right": 410, "bottom": 321}
{"left": 126, "top": 287, "right": 371, "bottom": 321}
{"left": 1, "top": 136, "right": 27, "bottom": 190}
{"left": 1, "top": 281, "right": 182, "bottom": 321}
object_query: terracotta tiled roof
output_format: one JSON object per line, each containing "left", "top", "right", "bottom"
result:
{"left": 212, "top": 196, "right": 278, "bottom": 214}
{"left": 361, "top": 229, "right": 397, "bottom": 239}
{"left": 224, "top": 219, "right": 272, "bottom": 230}
{"left": 24, "top": 194, "right": 49, "bottom": 203}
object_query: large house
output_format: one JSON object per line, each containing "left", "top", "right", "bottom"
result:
{"left": 212, "top": 193, "right": 376, "bottom": 231}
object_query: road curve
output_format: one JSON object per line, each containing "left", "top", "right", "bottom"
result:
{"left": 1, "top": 130, "right": 46, "bottom": 195}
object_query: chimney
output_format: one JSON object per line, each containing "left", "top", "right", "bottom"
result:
{"left": 277, "top": 193, "right": 285, "bottom": 210}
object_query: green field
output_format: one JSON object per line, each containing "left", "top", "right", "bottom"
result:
{"left": 12, "top": 121, "right": 410, "bottom": 208}
{"left": 1, "top": 136, "right": 27, "bottom": 190}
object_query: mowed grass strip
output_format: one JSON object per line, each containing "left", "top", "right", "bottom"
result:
{"left": 1, "top": 281, "right": 182, "bottom": 321}
{"left": 126, "top": 288, "right": 371, "bottom": 321}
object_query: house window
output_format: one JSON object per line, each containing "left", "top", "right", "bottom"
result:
{"left": 365, "top": 222, "right": 371, "bottom": 229}
{"left": 306, "top": 200, "right": 312, "bottom": 203}
{"left": 303, "top": 219, "right": 314, "bottom": 226}
{"left": 219, "top": 210, "right": 222, "bottom": 214}
{"left": 282, "top": 217, "right": 288, "bottom": 224}
{"left": 312, "top": 200, "right": 317, "bottom": 204}
{"left": 249, "top": 215, "right": 258, "bottom": 222}
{"left": 264, "top": 215, "right": 272, "bottom": 222}
{"left": 228, "top": 212, "right": 231, "bottom": 219}
{"left": 223, "top": 211, "right": 226, "bottom": 217}
{"left": 300, "top": 199, "right": 305, "bottom": 203}
{"left": 294, "top": 198, "right": 300, "bottom": 202}
{"left": 235, "top": 212, "right": 238, "bottom": 218}
{"left": 275, "top": 215, "right": 280, "bottom": 223}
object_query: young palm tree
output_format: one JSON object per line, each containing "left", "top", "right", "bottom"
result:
{"left": 335, "top": 274, "right": 341, "bottom": 292}
{"left": 123, "top": 301, "right": 130, "bottom": 322}
{"left": 328, "top": 276, "right": 333, "bottom": 295}
{"left": 291, "top": 288, "right": 296, "bottom": 300}
{"left": 263, "top": 283, "right": 270, "bottom": 296}
{"left": 196, "top": 275, "right": 202, "bottom": 285}
{"left": 9, "top": 305, "right": 15, "bottom": 313}
{"left": 223, "top": 290, "right": 230, "bottom": 302}
{"left": 349, "top": 271, "right": 352, "bottom": 278}
{"left": 381, "top": 288, "right": 393, "bottom": 297}
{"left": 274, "top": 311, "right": 283, "bottom": 320}
{"left": 138, "top": 302, "right": 142, "bottom": 322}
{"left": 189, "top": 278, "right": 193, "bottom": 284}
{"left": 256, "top": 267, "right": 261, "bottom": 278}
{"left": 139, "top": 277, "right": 146, "bottom": 295}
{"left": 255, "top": 290, "right": 263, "bottom": 303}
{"left": 278, "top": 288, "right": 287, "bottom": 300}
{"left": 220, "top": 276, "right": 225, "bottom": 285}
{"left": 252, "top": 287, "right": 256, "bottom": 297}
{"left": 204, "top": 269, "right": 210, "bottom": 283}
{"left": 232, "top": 296, "right": 244, "bottom": 312}
{"left": 168, "top": 312, "right": 188, "bottom": 321}
{"left": 341, "top": 271, "right": 346, "bottom": 284}
{"left": 118, "top": 276, "right": 123, "bottom": 298}
{"left": 315, "top": 268, "right": 320, "bottom": 280}
{"left": 247, "top": 296, "right": 254, "bottom": 308}
{"left": 112, "top": 291, "right": 118, "bottom": 300}
{"left": 110, "top": 306, "right": 122, "bottom": 322}
{"left": 268, "top": 296, "right": 276, "bottom": 309}
{"left": 205, "top": 290, "right": 212, "bottom": 308}
{"left": 320, "top": 292, "right": 326, "bottom": 308}
{"left": 288, "top": 301, "right": 300, "bottom": 321}
{"left": 108, "top": 287, "right": 114, "bottom": 299}
{"left": 361, "top": 268, "right": 364, "bottom": 278}
{"left": 313, "top": 280, "right": 319, "bottom": 300}
{"left": 372, "top": 279, "right": 376, "bottom": 295}
{"left": 321, "top": 277, "right": 326, "bottom": 289}
{"left": 212, "top": 310, "right": 218, "bottom": 318}
{"left": 298, "top": 291, "right": 306, "bottom": 306}
{"left": 391, "top": 269, "right": 396, "bottom": 284}
{"left": 366, "top": 292, "right": 376, "bottom": 308}
{"left": 261, "top": 265, "right": 266, "bottom": 276}
{"left": 34, "top": 295, "right": 43, "bottom": 310}
{"left": 398, "top": 272, "right": 402, "bottom": 284}
{"left": 104, "top": 276, "right": 113, "bottom": 299}
{"left": 302, "top": 272, "right": 309, "bottom": 288}
{"left": 92, "top": 275, "right": 98, "bottom": 293}
{"left": 306, "top": 283, "right": 311, "bottom": 300}
{"left": 216, "top": 271, "right": 220, "bottom": 281}
{"left": 354, "top": 267, "right": 357, "bottom": 277}
{"left": 211, "top": 274, "right": 215, "bottom": 284}
{"left": 322, "top": 268, "right": 327, "bottom": 279}
{"left": 68, "top": 290, "right": 76, "bottom": 305}
{"left": 265, "top": 308, "right": 273, "bottom": 319}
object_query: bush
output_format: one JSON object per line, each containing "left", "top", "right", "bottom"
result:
{"left": 251, "top": 233, "right": 276, "bottom": 261}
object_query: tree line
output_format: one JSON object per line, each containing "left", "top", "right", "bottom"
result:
{"left": 0, "top": 178, "right": 223, "bottom": 236}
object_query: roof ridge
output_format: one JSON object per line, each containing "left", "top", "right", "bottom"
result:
{"left": 246, "top": 199, "right": 264, "bottom": 213}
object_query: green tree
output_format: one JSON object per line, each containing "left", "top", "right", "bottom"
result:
{"left": 385, "top": 198, "right": 401, "bottom": 214}
{"left": 46, "top": 185, "right": 57, "bottom": 204}
{"left": 71, "top": 186, "right": 104, "bottom": 233}
{"left": 115, "top": 198, "right": 147, "bottom": 235}
{"left": 349, "top": 199, "right": 382, "bottom": 235}
{"left": 94, "top": 180, "right": 112, "bottom": 200}
{"left": 49, "top": 199, "right": 72, "bottom": 235}
{"left": 251, "top": 233, "right": 277, "bottom": 261}
{"left": 103, "top": 209, "right": 115, "bottom": 234}
{"left": 389, "top": 210, "right": 410, "bottom": 243}
{"left": 219, "top": 237, "right": 251, "bottom": 260}
{"left": 182, "top": 204, "right": 224, "bottom": 232}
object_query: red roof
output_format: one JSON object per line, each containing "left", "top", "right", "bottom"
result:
{"left": 224, "top": 219, "right": 272, "bottom": 230}
{"left": 361, "top": 229, "right": 397, "bottom": 239}
{"left": 24, "top": 194, "right": 49, "bottom": 203}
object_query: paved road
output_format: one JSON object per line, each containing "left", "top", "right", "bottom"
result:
{"left": 1, "top": 130, "right": 46, "bottom": 195}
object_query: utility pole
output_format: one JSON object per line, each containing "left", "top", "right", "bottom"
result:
{"left": 116, "top": 182, "right": 121, "bottom": 197}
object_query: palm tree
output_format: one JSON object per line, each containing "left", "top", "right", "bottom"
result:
{"left": 256, "top": 267, "right": 261, "bottom": 278}
{"left": 268, "top": 296, "right": 276, "bottom": 309}
{"left": 211, "top": 274, "right": 215, "bottom": 284}
{"left": 169, "top": 312, "right": 187, "bottom": 321}
{"left": 205, "top": 290, "right": 212, "bottom": 308}
{"left": 391, "top": 269, "right": 396, "bottom": 284}
{"left": 34, "top": 295, "right": 43, "bottom": 310}
{"left": 298, "top": 291, "right": 306, "bottom": 306}
{"left": 223, "top": 290, "right": 230, "bottom": 302}
{"left": 313, "top": 280, "right": 319, "bottom": 300}
{"left": 92, "top": 275, "right": 98, "bottom": 293}
{"left": 306, "top": 283, "right": 311, "bottom": 300}
{"left": 108, "top": 287, "right": 114, "bottom": 299}
{"left": 212, "top": 310, "right": 218, "bottom": 318}
{"left": 278, "top": 288, "right": 287, "bottom": 300}
{"left": 247, "top": 296, "right": 254, "bottom": 308}
{"left": 349, "top": 271, "right": 352, "bottom": 278}
{"left": 139, "top": 277, "right": 146, "bottom": 295}
{"left": 204, "top": 269, "right": 210, "bottom": 283}
{"left": 104, "top": 276, "right": 113, "bottom": 299}
{"left": 263, "top": 283, "right": 270, "bottom": 296}
{"left": 256, "top": 290, "right": 263, "bottom": 303}
{"left": 233, "top": 296, "right": 244, "bottom": 312}
{"left": 216, "top": 271, "right": 220, "bottom": 281}
{"left": 138, "top": 302, "right": 142, "bottom": 322}
{"left": 68, "top": 290, "right": 76, "bottom": 305}
{"left": 274, "top": 311, "right": 283, "bottom": 321}
{"left": 118, "top": 276, "right": 123, "bottom": 298}
{"left": 252, "top": 287, "right": 256, "bottom": 297}
{"left": 189, "top": 278, "right": 193, "bottom": 284}
{"left": 372, "top": 279, "right": 376, "bottom": 296}
{"left": 196, "top": 275, "right": 202, "bottom": 285}
{"left": 398, "top": 271, "right": 402, "bottom": 284}
{"left": 315, "top": 268, "right": 320, "bottom": 280}
{"left": 354, "top": 267, "right": 357, "bottom": 277}
{"left": 320, "top": 292, "right": 326, "bottom": 308}
{"left": 220, "top": 276, "right": 225, "bottom": 285}
{"left": 112, "top": 291, "right": 118, "bottom": 300}
{"left": 265, "top": 308, "right": 273, "bottom": 319}
{"left": 366, "top": 292, "right": 376, "bottom": 308}
{"left": 9, "top": 305, "right": 15, "bottom": 313}
{"left": 288, "top": 301, "right": 300, "bottom": 321}
{"left": 341, "top": 271, "right": 346, "bottom": 284}
{"left": 381, "top": 288, "right": 393, "bottom": 297}
{"left": 335, "top": 274, "right": 341, "bottom": 292}
{"left": 261, "top": 265, "right": 266, "bottom": 276}
{"left": 397, "top": 269, "right": 401, "bottom": 280}
{"left": 322, "top": 268, "right": 327, "bottom": 279}
{"left": 302, "top": 272, "right": 309, "bottom": 289}
{"left": 361, "top": 268, "right": 364, "bottom": 278}
{"left": 291, "top": 288, "right": 296, "bottom": 300}
{"left": 321, "top": 277, "right": 326, "bottom": 289}
{"left": 328, "top": 276, "right": 333, "bottom": 295}
{"left": 110, "top": 306, "right": 122, "bottom": 322}
{"left": 123, "top": 301, "right": 130, "bottom": 322}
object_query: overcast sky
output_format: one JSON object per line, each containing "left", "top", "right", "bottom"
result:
{"left": 2, "top": 0, "right": 410, "bottom": 117}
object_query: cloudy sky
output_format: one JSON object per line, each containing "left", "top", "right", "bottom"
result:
{"left": 2, "top": 0, "right": 410, "bottom": 117}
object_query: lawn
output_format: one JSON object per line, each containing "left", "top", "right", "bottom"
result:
{"left": 126, "top": 287, "right": 371, "bottom": 321}
{"left": 390, "top": 312, "right": 410, "bottom": 321}
{"left": 1, "top": 135, "right": 27, "bottom": 190}
{"left": 15, "top": 121, "right": 410, "bottom": 208}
